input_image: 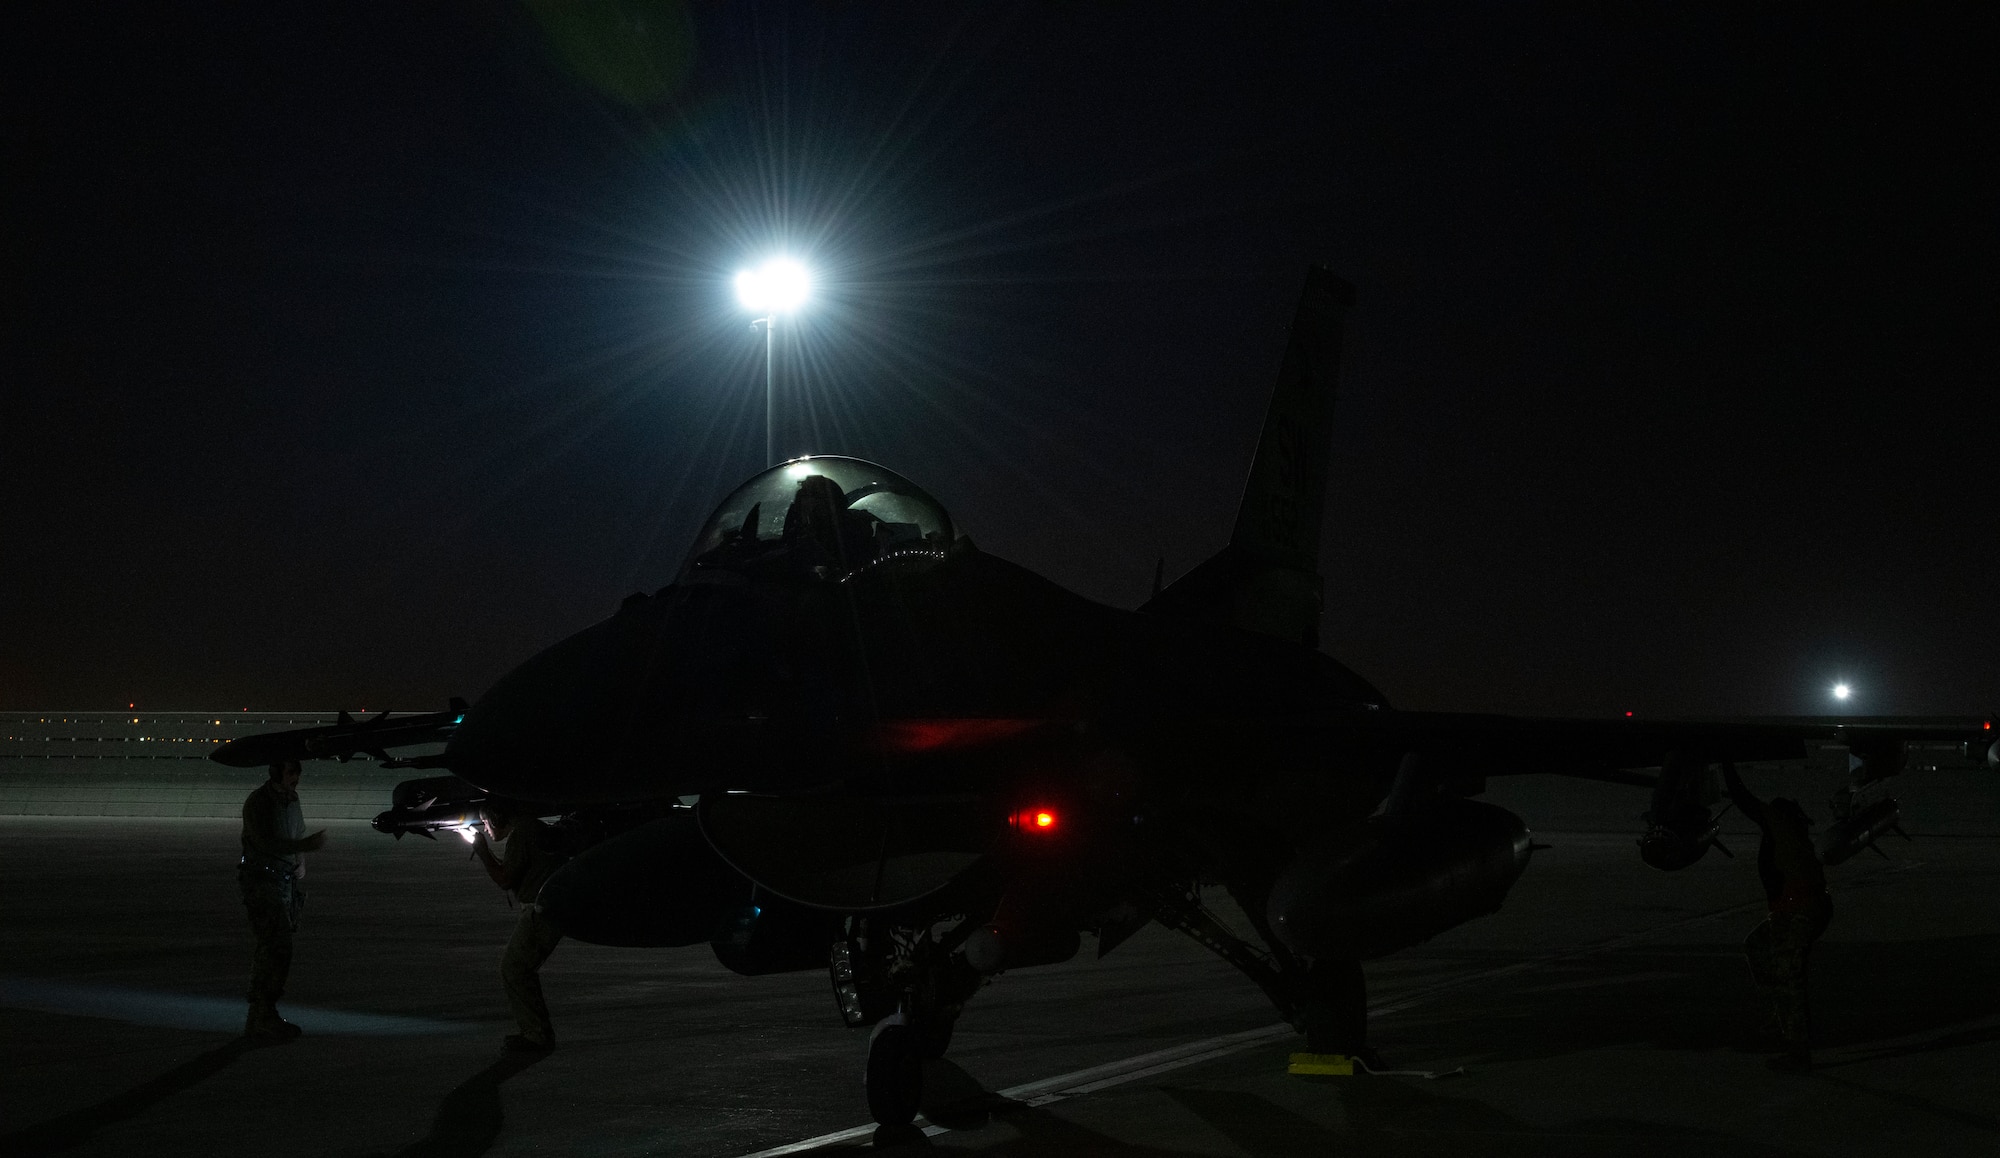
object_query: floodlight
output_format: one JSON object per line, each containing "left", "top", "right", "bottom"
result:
{"left": 735, "top": 258, "right": 811, "bottom": 313}
{"left": 734, "top": 258, "right": 813, "bottom": 466}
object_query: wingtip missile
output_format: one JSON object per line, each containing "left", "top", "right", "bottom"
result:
{"left": 208, "top": 700, "right": 468, "bottom": 768}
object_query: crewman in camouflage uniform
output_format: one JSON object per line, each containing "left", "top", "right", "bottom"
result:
{"left": 471, "top": 800, "right": 568, "bottom": 1053}
{"left": 1721, "top": 761, "right": 1831, "bottom": 1073}
{"left": 239, "top": 759, "right": 327, "bottom": 1043}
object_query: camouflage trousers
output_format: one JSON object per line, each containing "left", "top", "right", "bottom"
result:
{"left": 1744, "top": 895, "right": 1832, "bottom": 1048}
{"left": 239, "top": 869, "right": 298, "bottom": 1006}
{"left": 502, "top": 906, "right": 564, "bottom": 1046}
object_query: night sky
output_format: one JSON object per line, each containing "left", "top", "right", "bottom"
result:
{"left": 8, "top": 4, "right": 1996, "bottom": 718}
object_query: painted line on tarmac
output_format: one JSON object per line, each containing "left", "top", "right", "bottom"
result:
{"left": 740, "top": 860, "right": 1920, "bottom": 1155}
{"left": 738, "top": 941, "right": 1607, "bottom": 1158}
{"left": 736, "top": 1023, "right": 1297, "bottom": 1156}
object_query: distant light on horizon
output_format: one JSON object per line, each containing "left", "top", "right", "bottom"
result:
{"left": 735, "top": 258, "right": 811, "bottom": 313}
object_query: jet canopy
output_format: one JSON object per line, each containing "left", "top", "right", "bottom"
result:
{"left": 680, "top": 456, "right": 956, "bottom": 583}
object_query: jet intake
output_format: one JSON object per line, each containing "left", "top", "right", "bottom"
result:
{"left": 711, "top": 901, "right": 842, "bottom": 976}
{"left": 698, "top": 792, "right": 1003, "bottom": 912}
{"left": 1267, "top": 799, "right": 1533, "bottom": 962}
{"left": 536, "top": 811, "right": 751, "bottom": 947}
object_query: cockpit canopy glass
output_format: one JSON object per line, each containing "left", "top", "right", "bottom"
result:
{"left": 680, "top": 457, "right": 955, "bottom": 583}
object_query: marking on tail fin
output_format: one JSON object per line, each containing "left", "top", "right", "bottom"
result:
{"left": 1231, "top": 266, "right": 1355, "bottom": 572}
{"left": 1143, "top": 267, "right": 1354, "bottom": 649}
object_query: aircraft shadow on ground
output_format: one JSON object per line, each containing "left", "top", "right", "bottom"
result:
{"left": 1390, "top": 932, "right": 2000, "bottom": 1062}
{"left": 855, "top": 933, "right": 2000, "bottom": 1154}
{"left": 0, "top": 1038, "right": 251, "bottom": 1158}
{"left": 1162, "top": 1085, "right": 1816, "bottom": 1158}
{"left": 853, "top": 1065, "right": 1814, "bottom": 1157}
{"left": 363, "top": 1052, "right": 549, "bottom": 1158}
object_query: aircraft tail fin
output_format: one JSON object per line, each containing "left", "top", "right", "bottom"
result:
{"left": 1141, "top": 266, "right": 1354, "bottom": 647}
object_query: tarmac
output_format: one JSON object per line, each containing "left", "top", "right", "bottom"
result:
{"left": 2, "top": 770, "right": 1997, "bottom": 1157}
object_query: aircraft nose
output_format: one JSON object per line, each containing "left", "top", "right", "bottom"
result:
{"left": 444, "top": 587, "right": 783, "bottom": 804}
{"left": 447, "top": 603, "right": 670, "bottom": 803}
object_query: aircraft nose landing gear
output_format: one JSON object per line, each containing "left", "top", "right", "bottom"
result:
{"left": 837, "top": 922, "right": 985, "bottom": 1130}
{"left": 860, "top": 977, "right": 978, "bottom": 1129}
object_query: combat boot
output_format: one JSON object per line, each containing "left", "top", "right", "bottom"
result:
{"left": 245, "top": 1000, "right": 302, "bottom": 1044}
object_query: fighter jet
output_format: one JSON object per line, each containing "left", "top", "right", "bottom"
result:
{"left": 213, "top": 267, "right": 1994, "bottom": 1127}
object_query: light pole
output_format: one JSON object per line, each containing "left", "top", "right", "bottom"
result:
{"left": 734, "top": 258, "right": 811, "bottom": 465}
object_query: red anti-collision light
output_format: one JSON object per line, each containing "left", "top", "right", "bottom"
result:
{"left": 1012, "top": 807, "right": 1059, "bottom": 833}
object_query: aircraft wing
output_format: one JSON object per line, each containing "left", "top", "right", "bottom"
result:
{"left": 1281, "top": 709, "right": 1992, "bottom": 869}
{"left": 1318, "top": 710, "right": 1995, "bottom": 787}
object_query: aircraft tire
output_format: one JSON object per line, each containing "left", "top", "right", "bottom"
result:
{"left": 865, "top": 1023, "right": 924, "bottom": 1127}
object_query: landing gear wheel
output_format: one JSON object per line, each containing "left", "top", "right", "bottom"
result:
{"left": 866, "top": 1022, "right": 924, "bottom": 1127}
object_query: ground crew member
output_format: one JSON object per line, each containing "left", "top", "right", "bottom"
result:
{"left": 1721, "top": 761, "right": 1831, "bottom": 1073}
{"left": 471, "top": 800, "right": 567, "bottom": 1053}
{"left": 239, "top": 758, "right": 326, "bottom": 1043}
